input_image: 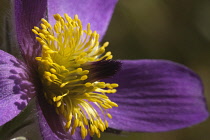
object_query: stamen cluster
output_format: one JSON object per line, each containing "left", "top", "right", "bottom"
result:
{"left": 32, "top": 14, "right": 119, "bottom": 139}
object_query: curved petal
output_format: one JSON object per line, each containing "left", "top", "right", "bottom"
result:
{"left": 0, "top": 50, "right": 35, "bottom": 125}
{"left": 36, "top": 92, "right": 69, "bottom": 140}
{"left": 0, "top": 98, "right": 42, "bottom": 139}
{"left": 15, "top": 0, "right": 47, "bottom": 65}
{"left": 36, "top": 91, "right": 92, "bottom": 140}
{"left": 47, "top": 0, "right": 118, "bottom": 40}
{"left": 104, "top": 60, "right": 209, "bottom": 132}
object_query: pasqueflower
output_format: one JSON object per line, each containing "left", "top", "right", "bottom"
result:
{"left": 0, "top": 0, "right": 209, "bottom": 140}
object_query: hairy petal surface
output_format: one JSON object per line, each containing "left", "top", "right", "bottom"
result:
{"left": 0, "top": 50, "right": 35, "bottom": 126}
{"left": 47, "top": 0, "right": 118, "bottom": 40}
{"left": 0, "top": 98, "right": 42, "bottom": 140}
{"left": 15, "top": 0, "right": 47, "bottom": 66}
{"left": 104, "top": 60, "right": 209, "bottom": 132}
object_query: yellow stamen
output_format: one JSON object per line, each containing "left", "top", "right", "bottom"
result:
{"left": 33, "top": 14, "right": 119, "bottom": 139}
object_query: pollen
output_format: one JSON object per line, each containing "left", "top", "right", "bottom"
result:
{"left": 33, "top": 14, "right": 119, "bottom": 139}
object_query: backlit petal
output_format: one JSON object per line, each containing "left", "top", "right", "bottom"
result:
{"left": 47, "top": 0, "right": 118, "bottom": 40}
{"left": 104, "top": 60, "right": 209, "bottom": 132}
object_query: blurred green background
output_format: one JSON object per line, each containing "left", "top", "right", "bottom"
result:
{"left": 1, "top": 0, "right": 209, "bottom": 140}
{"left": 99, "top": 0, "right": 210, "bottom": 140}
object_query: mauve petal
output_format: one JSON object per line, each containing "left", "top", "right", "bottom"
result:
{"left": 48, "top": 0, "right": 118, "bottom": 40}
{"left": 36, "top": 91, "right": 92, "bottom": 140}
{"left": 104, "top": 60, "right": 209, "bottom": 132}
{"left": 0, "top": 50, "right": 35, "bottom": 126}
{"left": 0, "top": 98, "right": 42, "bottom": 139}
{"left": 15, "top": 0, "right": 47, "bottom": 65}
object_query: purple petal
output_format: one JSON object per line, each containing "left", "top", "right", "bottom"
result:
{"left": 47, "top": 0, "right": 118, "bottom": 40}
{"left": 15, "top": 0, "right": 47, "bottom": 65}
{"left": 36, "top": 91, "right": 92, "bottom": 140}
{"left": 0, "top": 50, "right": 35, "bottom": 125}
{"left": 104, "top": 60, "right": 209, "bottom": 132}
{"left": 0, "top": 98, "right": 42, "bottom": 139}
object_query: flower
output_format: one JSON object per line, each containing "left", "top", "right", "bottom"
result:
{"left": 0, "top": 0, "right": 209, "bottom": 140}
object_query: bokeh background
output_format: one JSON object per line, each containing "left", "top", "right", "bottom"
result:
{"left": 0, "top": 0, "right": 210, "bottom": 140}
{"left": 99, "top": 0, "right": 210, "bottom": 140}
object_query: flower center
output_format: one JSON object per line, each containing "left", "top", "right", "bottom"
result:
{"left": 32, "top": 14, "right": 120, "bottom": 139}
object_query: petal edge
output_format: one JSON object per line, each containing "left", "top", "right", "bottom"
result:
{"left": 104, "top": 59, "right": 209, "bottom": 132}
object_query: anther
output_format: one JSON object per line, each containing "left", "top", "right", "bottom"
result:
{"left": 77, "top": 68, "right": 83, "bottom": 73}
{"left": 85, "top": 82, "right": 92, "bottom": 87}
{"left": 32, "top": 29, "right": 38, "bottom": 35}
{"left": 107, "top": 113, "right": 112, "bottom": 119}
{"left": 34, "top": 26, "right": 40, "bottom": 31}
{"left": 50, "top": 68, "right": 57, "bottom": 74}
{"left": 81, "top": 75, "right": 88, "bottom": 80}
{"left": 54, "top": 14, "right": 62, "bottom": 21}
{"left": 56, "top": 101, "right": 62, "bottom": 107}
{"left": 111, "top": 83, "right": 119, "bottom": 88}
{"left": 41, "top": 23, "right": 47, "bottom": 29}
